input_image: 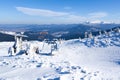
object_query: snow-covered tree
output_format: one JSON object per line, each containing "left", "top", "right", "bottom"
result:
{"left": 88, "top": 32, "right": 93, "bottom": 38}
{"left": 116, "top": 28, "right": 120, "bottom": 33}
{"left": 104, "top": 31, "right": 107, "bottom": 35}
{"left": 84, "top": 32, "right": 88, "bottom": 38}
{"left": 99, "top": 31, "right": 102, "bottom": 35}
{"left": 13, "top": 36, "right": 22, "bottom": 54}
{"left": 25, "top": 43, "right": 39, "bottom": 56}
{"left": 107, "top": 31, "right": 111, "bottom": 37}
{"left": 79, "top": 37, "right": 82, "bottom": 42}
{"left": 8, "top": 35, "right": 24, "bottom": 56}
{"left": 93, "top": 37, "right": 97, "bottom": 44}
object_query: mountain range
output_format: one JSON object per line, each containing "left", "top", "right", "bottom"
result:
{"left": 0, "top": 23, "right": 120, "bottom": 41}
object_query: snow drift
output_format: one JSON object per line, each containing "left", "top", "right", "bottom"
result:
{"left": 0, "top": 30, "right": 120, "bottom": 80}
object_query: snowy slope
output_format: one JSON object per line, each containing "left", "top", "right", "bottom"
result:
{"left": 0, "top": 31, "right": 120, "bottom": 80}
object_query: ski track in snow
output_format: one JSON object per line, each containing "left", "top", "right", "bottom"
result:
{"left": 0, "top": 32, "right": 120, "bottom": 80}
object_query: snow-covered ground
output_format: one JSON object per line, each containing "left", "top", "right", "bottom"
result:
{"left": 0, "top": 31, "right": 120, "bottom": 80}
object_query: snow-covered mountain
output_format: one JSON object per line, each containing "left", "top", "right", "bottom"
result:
{"left": 0, "top": 29, "right": 120, "bottom": 80}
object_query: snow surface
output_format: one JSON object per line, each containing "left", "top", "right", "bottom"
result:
{"left": 0, "top": 31, "right": 120, "bottom": 80}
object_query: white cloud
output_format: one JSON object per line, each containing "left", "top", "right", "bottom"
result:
{"left": 16, "top": 7, "right": 69, "bottom": 17}
{"left": 88, "top": 12, "right": 108, "bottom": 18}
{"left": 16, "top": 7, "right": 108, "bottom": 24}
{"left": 16, "top": 6, "right": 87, "bottom": 23}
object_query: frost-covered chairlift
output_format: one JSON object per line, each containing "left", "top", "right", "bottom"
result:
{"left": 8, "top": 33, "right": 27, "bottom": 56}
{"left": 50, "top": 41, "right": 58, "bottom": 55}
{"left": 41, "top": 39, "right": 58, "bottom": 55}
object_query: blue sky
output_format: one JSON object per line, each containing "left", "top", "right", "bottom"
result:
{"left": 0, "top": 0, "right": 120, "bottom": 24}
